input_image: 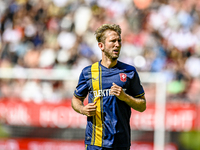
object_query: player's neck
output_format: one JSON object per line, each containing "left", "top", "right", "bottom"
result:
{"left": 101, "top": 58, "right": 117, "bottom": 68}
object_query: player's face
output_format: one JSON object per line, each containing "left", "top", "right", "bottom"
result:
{"left": 103, "top": 30, "right": 121, "bottom": 60}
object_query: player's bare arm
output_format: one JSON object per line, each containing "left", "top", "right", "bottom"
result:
{"left": 71, "top": 95, "right": 97, "bottom": 116}
{"left": 110, "top": 83, "right": 146, "bottom": 112}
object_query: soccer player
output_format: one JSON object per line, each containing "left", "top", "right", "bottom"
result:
{"left": 72, "top": 24, "right": 146, "bottom": 150}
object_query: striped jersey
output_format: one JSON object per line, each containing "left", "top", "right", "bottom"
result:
{"left": 74, "top": 60, "right": 145, "bottom": 148}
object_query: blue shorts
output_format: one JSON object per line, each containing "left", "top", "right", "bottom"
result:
{"left": 85, "top": 144, "right": 130, "bottom": 150}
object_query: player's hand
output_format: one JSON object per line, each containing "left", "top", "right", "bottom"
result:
{"left": 110, "top": 83, "right": 126, "bottom": 101}
{"left": 81, "top": 101, "right": 97, "bottom": 116}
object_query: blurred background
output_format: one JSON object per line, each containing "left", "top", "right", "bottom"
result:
{"left": 0, "top": 0, "right": 200, "bottom": 149}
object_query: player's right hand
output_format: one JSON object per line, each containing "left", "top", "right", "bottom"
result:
{"left": 81, "top": 101, "right": 97, "bottom": 116}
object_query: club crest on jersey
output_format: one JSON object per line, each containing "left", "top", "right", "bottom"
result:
{"left": 119, "top": 73, "right": 127, "bottom": 82}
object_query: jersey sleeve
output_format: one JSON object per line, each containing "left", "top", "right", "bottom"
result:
{"left": 129, "top": 71, "right": 145, "bottom": 97}
{"left": 73, "top": 70, "right": 89, "bottom": 100}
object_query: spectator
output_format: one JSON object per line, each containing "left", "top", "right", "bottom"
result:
{"left": 0, "top": 0, "right": 200, "bottom": 103}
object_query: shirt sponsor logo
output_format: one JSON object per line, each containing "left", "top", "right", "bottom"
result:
{"left": 92, "top": 89, "right": 126, "bottom": 98}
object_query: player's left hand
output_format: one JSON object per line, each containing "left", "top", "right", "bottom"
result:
{"left": 110, "top": 82, "right": 126, "bottom": 101}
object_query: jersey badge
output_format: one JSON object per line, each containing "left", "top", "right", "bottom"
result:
{"left": 119, "top": 73, "right": 127, "bottom": 82}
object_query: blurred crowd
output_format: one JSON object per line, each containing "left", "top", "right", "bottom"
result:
{"left": 1, "top": 0, "right": 200, "bottom": 103}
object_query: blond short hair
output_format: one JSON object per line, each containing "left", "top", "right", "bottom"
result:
{"left": 95, "top": 24, "right": 121, "bottom": 43}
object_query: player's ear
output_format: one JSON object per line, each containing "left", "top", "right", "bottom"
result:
{"left": 98, "top": 42, "right": 104, "bottom": 51}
